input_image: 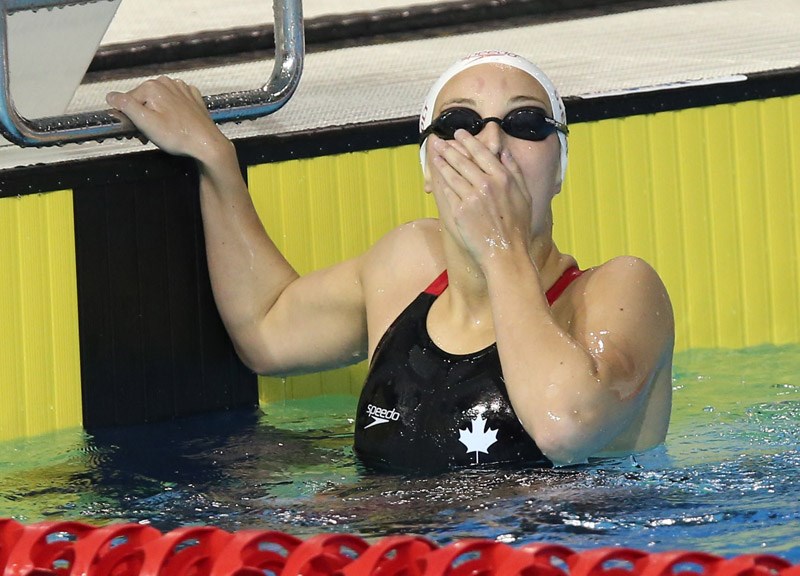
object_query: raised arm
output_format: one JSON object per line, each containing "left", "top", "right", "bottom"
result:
{"left": 428, "top": 129, "right": 674, "bottom": 466}
{"left": 107, "top": 78, "right": 368, "bottom": 375}
{"left": 487, "top": 256, "right": 674, "bottom": 466}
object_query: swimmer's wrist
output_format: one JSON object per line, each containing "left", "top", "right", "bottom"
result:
{"left": 480, "top": 244, "right": 535, "bottom": 275}
{"left": 193, "top": 135, "right": 237, "bottom": 171}
{"left": 483, "top": 250, "right": 546, "bottom": 295}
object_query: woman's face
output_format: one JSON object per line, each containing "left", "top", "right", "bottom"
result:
{"left": 424, "top": 63, "right": 562, "bottom": 236}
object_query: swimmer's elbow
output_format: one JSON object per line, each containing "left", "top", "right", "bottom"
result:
{"left": 233, "top": 335, "right": 367, "bottom": 377}
{"left": 232, "top": 344, "right": 274, "bottom": 376}
{"left": 237, "top": 354, "right": 299, "bottom": 378}
{"left": 230, "top": 334, "right": 291, "bottom": 376}
{"left": 531, "top": 410, "right": 606, "bottom": 467}
{"left": 536, "top": 435, "right": 591, "bottom": 468}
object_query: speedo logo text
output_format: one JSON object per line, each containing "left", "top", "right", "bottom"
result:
{"left": 364, "top": 403, "right": 400, "bottom": 429}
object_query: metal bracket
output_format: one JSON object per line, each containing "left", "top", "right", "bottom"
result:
{"left": 0, "top": 0, "right": 304, "bottom": 147}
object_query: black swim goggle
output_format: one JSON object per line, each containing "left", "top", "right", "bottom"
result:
{"left": 420, "top": 106, "right": 569, "bottom": 145}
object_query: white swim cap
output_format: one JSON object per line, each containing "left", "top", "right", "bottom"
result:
{"left": 419, "top": 50, "right": 568, "bottom": 184}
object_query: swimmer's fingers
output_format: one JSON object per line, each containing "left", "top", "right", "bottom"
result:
{"left": 429, "top": 139, "right": 472, "bottom": 202}
{"left": 106, "top": 89, "right": 146, "bottom": 122}
{"left": 453, "top": 129, "right": 505, "bottom": 177}
{"left": 453, "top": 130, "right": 528, "bottom": 200}
{"left": 454, "top": 129, "right": 530, "bottom": 209}
{"left": 446, "top": 137, "right": 472, "bottom": 160}
{"left": 431, "top": 135, "right": 487, "bottom": 195}
{"left": 169, "top": 77, "right": 207, "bottom": 109}
{"left": 106, "top": 77, "right": 221, "bottom": 158}
{"left": 429, "top": 165, "right": 463, "bottom": 221}
{"left": 499, "top": 149, "right": 527, "bottom": 198}
{"left": 106, "top": 90, "right": 172, "bottom": 150}
{"left": 107, "top": 76, "right": 203, "bottom": 119}
{"left": 436, "top": 134, "right": 484, "bottom": 182}
{"left": 189, "top": 84, "right": 206, "bottom": 108}
{"left": 427, "top": 140, "right": 466, "bottom": 215}
{"left": 106, "top": 90, "right": 171, "bottom": 148}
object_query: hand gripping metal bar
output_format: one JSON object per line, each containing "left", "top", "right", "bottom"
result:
{"left": 0, "top": 0, "right": 304, "bottom": 147}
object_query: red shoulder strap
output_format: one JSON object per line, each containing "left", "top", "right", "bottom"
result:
{"left": 423, "top": 270, "right": 449, "bottom": 296}
{"left": 423, "top": 266, "right": 581, "bottom": 303}
{"left": 545, "top": 265, "right": 583, "bottom": 305}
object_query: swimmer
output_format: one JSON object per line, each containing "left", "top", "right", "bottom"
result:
{"left": 106, "top": 51, "right": 674, "bottom": 472}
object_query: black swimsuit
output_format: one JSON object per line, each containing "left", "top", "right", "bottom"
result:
{"left": 354, "top": 266, "right": 583, "bottom": 473}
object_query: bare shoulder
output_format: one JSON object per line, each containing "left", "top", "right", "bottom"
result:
{"left": 570, "top": 255, "right": 674, "bottom": 355}
{"left": 370, "top": 218, "right": 441, "bottom": 249}
{"left": 587, "top": 256, "right": 669, "bottom": 302}
{"left": 359, "top": 219, "right": 444, "bottom": 354}
{"left": 362, "top": 218, "right": 444, "bottom": 285}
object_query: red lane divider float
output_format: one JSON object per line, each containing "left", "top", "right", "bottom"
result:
{"left": 0, "top": 518, "right": 796, "bottom": 576}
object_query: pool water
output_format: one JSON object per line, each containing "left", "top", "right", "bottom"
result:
{"left": 1, "top": 344, "right": 799, "bottom": 561}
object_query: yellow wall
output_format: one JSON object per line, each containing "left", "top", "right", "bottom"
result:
{"left": 560, "top": 96, "right": 800, "bottom": 351}
{"left": 2, "top": 95, "right": 796, "bottom": 426}
{"left": 0, "top": 190, "right": 82, "bottom": 441}
{"left": 250, "top": 94, "right": 800, "bottom": 403}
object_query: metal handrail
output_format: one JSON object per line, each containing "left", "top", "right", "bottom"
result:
{"left": 7, "top": 0, "right": 106, "bottom": 12}
{"left": 0, "top": 0, "right": 304, "bottom": 147}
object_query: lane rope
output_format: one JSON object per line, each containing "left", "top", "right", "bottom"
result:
{"left": 0, "top": 518, "right": 796, "bottom": 576}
